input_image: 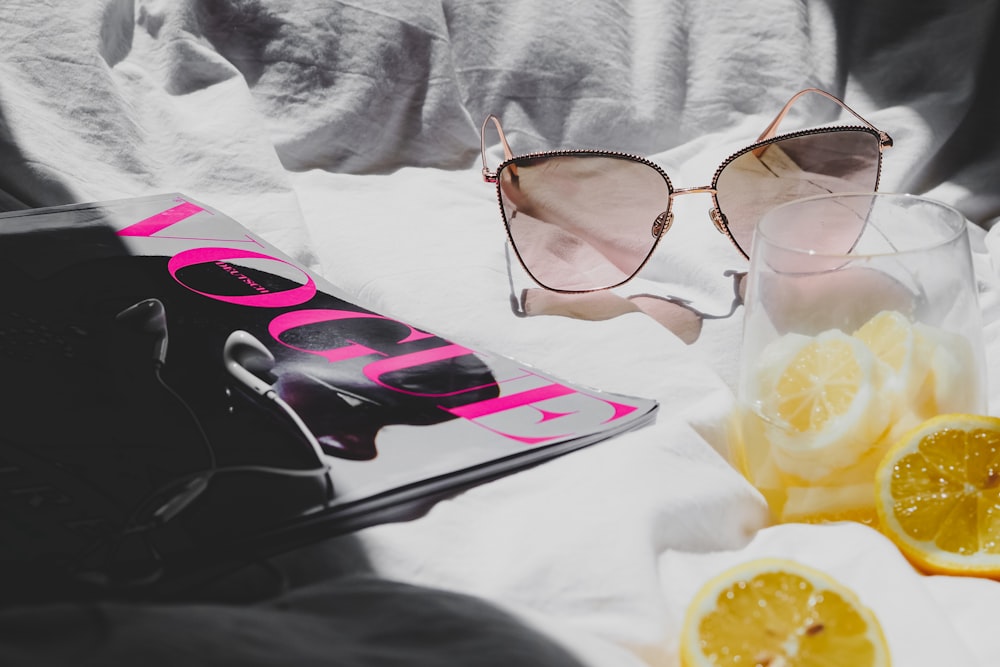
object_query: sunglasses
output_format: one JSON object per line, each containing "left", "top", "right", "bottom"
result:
{"left": 480, "top": 88, "right": 893, "bottom": 293}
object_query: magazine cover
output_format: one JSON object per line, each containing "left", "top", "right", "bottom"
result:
{"left": 0, "top": 193, "right": 657, "bottom": 598}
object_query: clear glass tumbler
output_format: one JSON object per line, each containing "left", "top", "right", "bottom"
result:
{"left": 733, "top": 192, "right": 986, "bottom": 525}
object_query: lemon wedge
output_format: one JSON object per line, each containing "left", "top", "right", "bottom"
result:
{"left": 680, "top": 558, "right": 891, "bottom": 667}
{"left": 875, "top": 413, "right": 1000, "bottom": 577}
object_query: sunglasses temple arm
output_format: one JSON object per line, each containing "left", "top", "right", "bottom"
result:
{"left": 755, "top": 88, "right": 891, "bottom": 145}
{"left": 480, "top": 114, "right": 514, "bottom": 182}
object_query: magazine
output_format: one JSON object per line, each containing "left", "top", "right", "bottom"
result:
{"left": 0, "top": 193, "right": 657, "bottom": 598}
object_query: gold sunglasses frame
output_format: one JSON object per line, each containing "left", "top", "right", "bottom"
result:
{"left": 480, "top": 88, "right": 894, "bottom": 293}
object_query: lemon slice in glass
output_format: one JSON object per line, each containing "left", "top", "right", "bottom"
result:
{"left": 911, "top": 323, "right": 979, "bottom": 416}
{"left": 752, "top": 329, "right": 891, "bottom": 481}
{"left": 680, "top": 557, "right": 891, "bottom": 667}
{"left": 853, "top": 310, "right": 931, "bottom": 409}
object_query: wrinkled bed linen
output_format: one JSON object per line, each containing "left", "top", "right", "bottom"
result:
{"left": 2, "top": 1, "right": 1000, "bottom": 665}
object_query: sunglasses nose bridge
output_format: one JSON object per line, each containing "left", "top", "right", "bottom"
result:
{"left": 670, "top": 185, "right": 717, "bottom": 199}
{"left": 667, "top": 185, "right": 725, "bottom": 233}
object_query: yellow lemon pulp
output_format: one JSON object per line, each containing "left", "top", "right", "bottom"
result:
{"left": 853, "top": 310, "right": 930, "bottom": 406}
{"left": 854, "top": 310, "right": 912, "bottom": 370}
{"left": 875, "top": 414, "right": 1000, "bottom": 577}
{"left": 752, "top": 329, "right": 889, "bottom": 482}
{"left": 680, "top": 558, "right": 891, "bottom": 667}
{"left": 776, "top": 337, "right": 865, "bottom": 431}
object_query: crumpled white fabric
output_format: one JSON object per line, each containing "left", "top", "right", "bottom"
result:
{"left": 2, "top": 1, "right": 1000, "bottom": 665}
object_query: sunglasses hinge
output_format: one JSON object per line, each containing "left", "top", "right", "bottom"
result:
{"left": 482, "top": 167, "right": 498, "bottom": 183}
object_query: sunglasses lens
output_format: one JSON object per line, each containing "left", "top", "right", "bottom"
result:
{"left": 715, "top": 129, "right": 883, "bottom": 256}
{"left": 497, "top": 154, "right": 671, "bottom": 292}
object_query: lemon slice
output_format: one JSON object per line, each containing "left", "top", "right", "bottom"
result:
{"left": 752, "top": 329, "right": 890, "bottom": 481}
{"left": 875, "top": 413, "right": 1000, "bottom": 577}
{"left": 780, "top": 482, "right": 877, "bottom": 524}
{"left": 680, "top": 558, "right": 891, "bottom": 667}
{"left": 853, "top": 310, "right": 931, "bottom": 409}
{"left": 911, "top": 323, "right": 979, "bottom": 416}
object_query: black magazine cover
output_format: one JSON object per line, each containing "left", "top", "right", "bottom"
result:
{"left": 0, "top": 193, "right": 657, "bottom": 600}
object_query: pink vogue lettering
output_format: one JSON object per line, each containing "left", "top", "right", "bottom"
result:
{"left": 167, "top": 247, "right": 317, "bottom": 308}
{"left": 268, "top": 308, "right": 436, "bottom": 364}
{"left": 116, "top": 199, "right": 636, "bottom": 443}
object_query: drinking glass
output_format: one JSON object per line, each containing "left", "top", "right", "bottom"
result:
{"left": 732, "top": 192, "right": 986, "bottom": 525}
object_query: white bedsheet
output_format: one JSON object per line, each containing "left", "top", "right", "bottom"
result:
{"left": 2, "top": 1, "right": 1000, "bottom": 665}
